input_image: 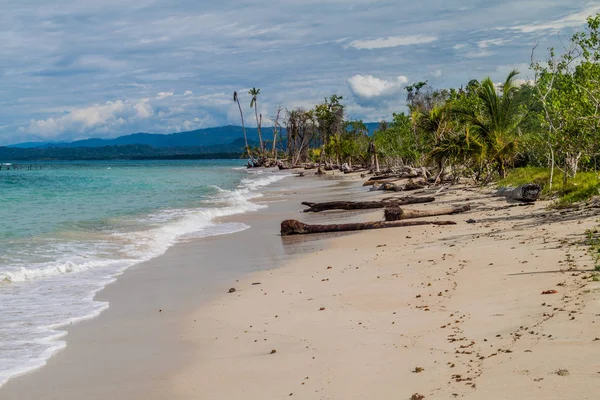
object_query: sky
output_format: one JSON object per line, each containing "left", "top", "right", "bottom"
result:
{"left": 1, "top": 0, "right": 599, "bottom": 145}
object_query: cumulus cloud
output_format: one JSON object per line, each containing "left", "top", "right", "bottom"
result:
{"left": 348, "top": 35, "right": 437, "bottom": 50}
{"left": 347, "top": 74, "right": 408, "bottom": 107}
{"left": 184, "top": 90, "right": 193, "bottom": 96}
{"left": 432, "top": 69, "right": 442, "bottom": 78}
{"left": 156, "top": 91, "right": 174, "bottom": 100}
{"left": 25, "top": 100, "right": 137, "bottom": 138}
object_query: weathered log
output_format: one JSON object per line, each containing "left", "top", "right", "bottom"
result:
{"left": 384, "top": 204, "right": 471, "bottom": 221}
{"left": 377, "top": 179, "right": 427, "bottom": 192}
{"left": 364, "top": 172, "right": 419, "bottom": 185}
{"left": 362, "top": 179, "right": 399, "bottom": 186}
{"left": 281, "top": 219, "right": 456, "bottom": 236}
{"left": 301, "top": 196, "right": 435, "bottom": 212}
{"left": 495, "top": 184, "right": 542, "bottom": 202}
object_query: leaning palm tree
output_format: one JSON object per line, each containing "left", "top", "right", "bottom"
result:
{"left": 248, "top": 87, "right": 264, "bottom": 153}
{"left": 233, "top": 91, "right": 253, "bottom": 164}
{"left": 453, "top": 69, "right": 526, "bottom": 179}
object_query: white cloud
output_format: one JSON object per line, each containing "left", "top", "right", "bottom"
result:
{"left": 477, "top": 38, "right": 511, "bottom": 48}
{"left": 505, "top": 4, "right": 600, "bottom": 33}
{"left": 347, "top": 74, "right": 408, "bottom": 106}
{"left": 25, "top": 98, "right": 158, "bottom": 138}
{"left": 432, "top": 69, "right": 442, "bottom": 77}
{"left": 465, "top": 49, "right": 494, "bottom": 59}
{"left": 348, "top": 35, "right": 437, "bottom": 50}
{"left": 156, "top": 91, "right": 174, "bottom": 100}
{"left": 133, "top": 99, "right": 154, "bottom": 118}
{"left": 452, "top": 43, "right": 466, "bottom": 50}
{"left": 184, "top": 90, "right": 193, "bottom": 96}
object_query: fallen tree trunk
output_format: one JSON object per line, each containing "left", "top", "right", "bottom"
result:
{"left": 362, "top": 179, "right": 399, "bottom": 186}
{"left": 384, "top": 204, "right": 471, "bottom": 221}
{"left": 495, "top": 184, "right": 541, "bottom": 202}
{"left": 364, "top": 172, "right": 419, "bottom": 185}
{"left": 281, "top": 219, "right": 456, "bottom": 236}
{"left": 374, "top": 179, "right": 428, "bottom": 192}
{"left": 301, "top": 196, "right": 435, "bottom": 212}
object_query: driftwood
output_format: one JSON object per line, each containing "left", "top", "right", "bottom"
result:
{"left": 363, "top": 179, "right": 399, "bottom": 186}
{"left": 495, "top": 184, "right": 542, "bottom": 202}
{"left": 374, "top": 179, "right": 428, "bottom": 192}
{"left": 281, "top": 219, "right": 456, "bottom": 236}
{"left": 301, "top": 196, "right": 435, "bottom": 212}
{"left": 384, "top": 204, "right": 471, "bottom": 221}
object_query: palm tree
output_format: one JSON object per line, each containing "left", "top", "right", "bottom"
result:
{"left": 454, "top": 69, "right": 526, "bottom": 179}
{"left": 248, "top": 87, "right": 264, "bottom": 153}
{"left": 233, "top": 91, "right": 253, "bottom": 164}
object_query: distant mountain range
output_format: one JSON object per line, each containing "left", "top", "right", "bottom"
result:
{"left": 8, "top": 123, "right": 381, "bottom": 149}
{"left": 8, "top": 126, "right": 264, "bottom": 149}
{"left": 2, "top": 123, "right": 382, "bottom": 161}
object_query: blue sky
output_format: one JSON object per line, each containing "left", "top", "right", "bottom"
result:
{"left": 1, "top": 1, "right": 598, "bottom": 145}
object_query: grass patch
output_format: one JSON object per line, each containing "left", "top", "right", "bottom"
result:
{"left": 500, "top": 167, "right": 600, "bottom": 205}
{"left": 585, "top": 229, "right": 600, "bottom": 270}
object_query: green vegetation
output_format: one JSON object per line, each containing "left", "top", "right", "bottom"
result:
{"left": 246, "top": 13, "right": 600, "bottom": 204}
{"left": 500, "top": 167, "right": 600, "bottom": 204}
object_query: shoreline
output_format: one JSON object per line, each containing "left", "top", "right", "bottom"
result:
{"left": 2, "top": 171, "right": 599, "bottom": 399}
{"left": 0, "top": 170, "right": 361, "bottom": 399}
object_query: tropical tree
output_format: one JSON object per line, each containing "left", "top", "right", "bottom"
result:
{"left": 314, "top": 95, "right": 345, "bottom": 165}
{"left": 249, "top": 87, "right": 264, "bottom": 153}
{"left": 233, "top": 91, "right": 253, "bottom": 163}
{"left": 453, "top": 70, "right": 527, "bottom": 180}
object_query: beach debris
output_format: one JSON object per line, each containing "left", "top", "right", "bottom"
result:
{"left": 270, "top": 349, "right": 277, "bottom": 354}
{"left": 494, "top": 183, "right": 541, "bottom": 202}
{"left": 556, "top": 369, "right": 570, "bottom": 376}
{"left": 319, "top": 307, "right": 326, "bottom": 311}
{"left": 466, "top": 218, "right": 477, "bottom": 224}
{"left": 373, "top": 179, "right": 428, "bottom": 192}
{"left": 541, "top": 290, "right": 558, "bottom": 295}
{"left": 301, "top": 196, "right": 435, "bottom": 212}
{"left": 384, "top": 204, "right": 471, "bottom": 221}
{"left": 414, "top": 367, "right": 425, "bottom": 373}
{"left": 411, "top": 393, "right": 425, "bottom": 400}
{"left": 251, "top": 282, "right": 261, "bottom": 285}
{"left": 280, "top": 219, "right": 456, "bottom": 236}
{"left": 228, "top": 288, "right": 237, "bottom": 293}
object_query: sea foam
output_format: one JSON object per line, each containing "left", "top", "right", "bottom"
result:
{"left": 0, "top": 168, "right": 288, "bottom": 388}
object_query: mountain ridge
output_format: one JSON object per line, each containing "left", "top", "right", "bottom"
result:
{"left": 8, "top": 123, "right": 381, "bottom": 149}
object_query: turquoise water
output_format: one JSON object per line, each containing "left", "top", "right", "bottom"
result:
{"left": 0, "top": 160, "right": 288, "bottom": 386}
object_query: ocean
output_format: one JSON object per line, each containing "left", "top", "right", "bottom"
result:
{"left": 0, "top": 160, "right": 289, "bottom": 387}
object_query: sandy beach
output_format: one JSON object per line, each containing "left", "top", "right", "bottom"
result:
{"left": 2, "top": 173, "right": 599, "bottom": 399}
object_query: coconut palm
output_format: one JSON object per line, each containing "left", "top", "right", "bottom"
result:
{"left": 248, "top": 87, "right": 264, "bottom": 153}
{"left": 453, "top": 69, "right": 526, "bottom": 179}
{"left": 233, "top": 91, "right": 253, "bottom": 164}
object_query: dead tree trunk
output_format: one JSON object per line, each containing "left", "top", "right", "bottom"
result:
{"left": 375, "top": 179, "right": 427, "bottom": 192}
{"left": 384, "top": 204, "right": 471, "bottom": 221}
{"left": 494, "top": 184, "right": 541, "bottom": 202}
{"left": 301, "top": 196, "right": 435, "bottom": 212}
{"left": 281, "top": 219, "right": 456, "bottom": 236}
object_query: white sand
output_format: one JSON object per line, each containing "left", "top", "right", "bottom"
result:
{"left": 171, "top": 185, "right": 600, "bottom": 399}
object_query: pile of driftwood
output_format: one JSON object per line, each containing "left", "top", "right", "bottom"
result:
{"left": 281, "top": 194, "right": 471, "bottom": 235}
{"left": 280, "top": 180, "right": 542, "bottom": 235}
